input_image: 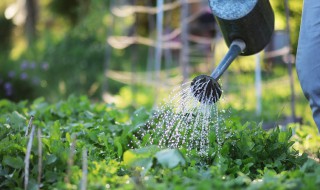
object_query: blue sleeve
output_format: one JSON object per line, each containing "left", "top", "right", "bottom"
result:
{"left": 296, "top": 0, "right": 320, "bottom": 131}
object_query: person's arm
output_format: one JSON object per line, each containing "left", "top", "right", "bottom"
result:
{"left": 296, "top": 0, "right": 320, "bottom": 132}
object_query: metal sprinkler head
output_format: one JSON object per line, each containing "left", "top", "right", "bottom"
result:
{"left": 191, "top": 75, "right": 222, "bottom": 104}
{"left": 190, "top": 40, "right": 246, "bottom": 105}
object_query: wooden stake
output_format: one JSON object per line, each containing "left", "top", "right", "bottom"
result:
{"left": 25, "top": 125, "right": 36, "bottom": 190}
{"left": 64, "top": 134, "right": 77, "bottom": 183}
{"left": 37, "top": 128, "right": 42, "bottom": 189}
{"left": 25, "top": 116, "right": 34, "bottom": 136}
{"left": 80, "top": 148, "right": 88, "bottom": 190}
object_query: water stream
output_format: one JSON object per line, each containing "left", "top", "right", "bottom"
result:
{"left": 133, "top": 81, "right": 226, "bottom": 157}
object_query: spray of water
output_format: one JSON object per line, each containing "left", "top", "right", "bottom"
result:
{"left": 131, "top": 81, "right": 226, "bottom": 157}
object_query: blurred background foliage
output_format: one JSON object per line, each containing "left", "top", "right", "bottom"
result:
{"left": 0, "top": 0, "right": 318, "bottom": 132}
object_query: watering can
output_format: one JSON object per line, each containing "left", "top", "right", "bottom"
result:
{"left": 191, "top": 0, "right": 274, "bottom": 104}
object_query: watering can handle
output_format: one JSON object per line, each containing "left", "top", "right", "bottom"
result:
{"left": 208, "top": 0, "right": 274, "bottom": 55}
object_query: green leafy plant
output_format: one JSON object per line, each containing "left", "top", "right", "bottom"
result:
{"left": 0, "top": 96, "right": 319, "bottom": 189}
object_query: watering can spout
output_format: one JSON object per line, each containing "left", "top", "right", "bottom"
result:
{"left": 210, "top": 39, "right": 246, "bottom": 80}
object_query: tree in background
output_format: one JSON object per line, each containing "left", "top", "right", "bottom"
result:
{"left": 25, "top": 0, "right": 38, "bottom": 44}
{"left": 48, "top": 0, "right": 90, "bottom": 25}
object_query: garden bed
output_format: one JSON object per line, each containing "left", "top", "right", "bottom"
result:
{"left": 0, "top": 96, "right": 319, "bottom": 189}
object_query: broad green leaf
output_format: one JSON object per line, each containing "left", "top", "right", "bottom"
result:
{"left": 45, "top": 171, "right": 59, "bottom": 183}
{"left": 235, "top": 159, "right": 242, "bottom": 166}
{"left": 129, "top": 108, "right": 150, "bottom": 132}
{"left": 126, "top": 145, "right": 159, "bottom": 156}
{"left": 3, "top": 156, "right": 24, "bottom": 169}
{"left": 123, "top": 147, "right": 156, "bottom": 175}
{"left": 45, "top": 154, "right": 57, "bottom": 165}
{"left": 155, "top": 149, "right": 186, "bottom": 169}
{"left": 129, "top": 157, "right": 153, "bottom": 175}
{"left": 83, "top": 110, "right": 95, "bottom": 119}
{"left": 123, "top": 145, "right": 159, "bottom": 166}
{"left": 27, "top": 178, "right": 39, "bottom": 190}
{"left": 6, "top": 111, "right": 27, "bottom": 130}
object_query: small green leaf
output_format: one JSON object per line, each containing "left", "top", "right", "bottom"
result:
{"left": 129, "top": 157, "right": 153, "bottom": 175}
{"left": 123, "top": 145, "right": 159, "bottom": 166}
{"left": 123, "top": 146, "right": 157, "bottom": 175}
{"left": 114, "top": 137, "right": 123, "bottom": 158}
{"left": 50, "top": 121, "right": 61, "bottom": 140}
{"left": 27, "top": 178, "right": 39, "bottom": 190}
{"left": 45, "top": 171, "right": 59, "bottom": 183}
{"left": 45, "top": 154, "right": 57, "bottom": 165}
{"left": 83, "top": 110, "right": 95, "bottom": 119}
{"left": 6, "top": 111, "right": 27, "bottom": 130}
{"left": 235, "top": 159, "right": 242, "bottom": 166}
{"left": 130, "top": 108, "right": 150, "bottom": 132}
{"left": 155, "top": 149, "right": 186, "bottom": 169}
{"left": 65, "top": 133, "right": 71, "bottom": 143}
{"left": 3, "top": 156, "right": 24, "bottom": 169}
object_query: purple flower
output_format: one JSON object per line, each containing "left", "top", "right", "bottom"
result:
{"left": 4, "top": 82, "right": 11, "bottom": 89}
{"left": 30, "top": 62, "right": 36, "bottom": 69}
{"left": 21, "top": 60, "right": 29, "bottom": 70}
{"left": 41, "top": 62, "right": 49, "bottom": 70}
{"left": 20, "top": 73, "right": 28, "bottom": 80}
{"left": 8, "top": 71, "right": 15, "bottom": 78}
{"left": 4, "top": 82, "right": 13, "bottom": 96}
